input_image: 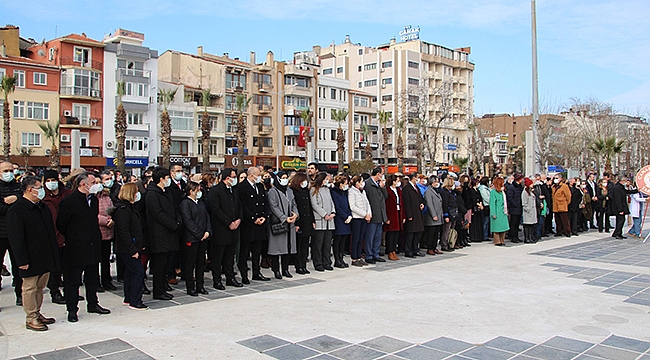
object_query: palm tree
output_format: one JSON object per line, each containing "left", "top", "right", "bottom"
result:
{"left": 331, "top": 108, "right": 349, "bottom": 172}
{"left": 114, "top": 81, "right": 127, "bottom": 173}
{"left": 396, "top": 119, "right": 405, "bottom": 173}
{"left": 301, "top": 107, "right": 313, "bottom": 160}
{"left": 378, "top": 110, "right": 391, "bottom": 170}
{"left": 158, "top": 88, "right": 177, "bottom": 169}
{"left": 589, "top": 136, "right": 625, "bottom": 174}
{"left": 362, "top": 124, "right": 373, "bottom": 162}
{"left": 453, "top": 156, "right": 469, "bottom": 173}
{"left": 200, "top": 89, "right": 212, "bottom": 173}
{"left": 38, "top": 120, "right": 60, "bottom": 170}
{"left": 235, "top": 93, "right": 252, "bottom": 173}
{"left": 1, "top": 75, "right": 17, "bottom": 161}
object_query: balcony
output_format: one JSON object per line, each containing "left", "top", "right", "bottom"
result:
{"left": 353, "top": 123, "right": 378, "bottom": 132}
{"left": 60, "top": 116, "right": 102, "bottom": 130}
{"left": 257, "top": 147, "right": 274, "bottom": 155}
{"left": 353, "top": 103, "right": 378, "bottom": 114}
{"left": 60, "top": 146, "right": 102, "bottom": 157}
{"left": 226, "top": 81, "right": 247, "bottom": 91}
{"left": 60, "top": 57, "right": 103, "bottom": 71}
{"left": 357, "top": 142, "right": 379, "bottom": 150}
{"left": 257, "top": 125, "right": 274, "bottom": 136}
{"left": 284, "top": 125, "right": 301, "bottom": 136}
{"left": 256, "top": 82, "right": 273, "bottom": 92}
{"left": 257, "top": 104, "right": 273, "bottom": 114}
{"left": 284, "top": 85, "right": 313, "bottom": 97}
{"left": 116, "top": 68, "right": 152, "bottom": 80}
{"left": 285, "top": 64, "right": 314, "bottom": 77}
{"left": 128, "top": 123, "right": 150, "bottom": 132}
{"left": 60, "top": 86, "right": 102, "bottom": 100}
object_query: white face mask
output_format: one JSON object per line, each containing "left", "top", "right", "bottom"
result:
{"left": 553, "top": 178, "right": 560, "bottom": 184}
{"left": 342, "top": 185, "right": 349, "bottom": 191}
{"left": 323, "top": 180, "right": 330, "bottom": 187}
{"left": 36, "top": 187, "right": 46, "bottom": 200}
{"left": 103, "top": 179, "right": 114, "bottom": 188}
{"left": 359, "top": 182, "right": 365, "bottom": 189}
{"left": 196, "top": 191, "right": 203, "bottom": 199}
{"left": 395, "top": 181, "right": 401, "bottom": 188}
{"left": 230, "top": 177, "right": 238, "bottom": 186}
{"left": 89, "top": 183, "right": 104, "bottom": 194}
{"left": 420, "top": 180, "right": 427, "bottom": 185}
{"left": 279, "top": 178, "right": 289, "bottom": 186}
{"left": 45, "top": 181, "right": 59, "bottom": 191}
{"left": 173, "top": 172, "right": 183, "bottom": 181}
{"left": 433, "top": 183, "right": 440, "bottom": 188}
{"left": 301, "top": 181, "right": 308, "bottom": 188}
{"left": 164, "top": 178, "right": 172, "bottom": 187}
{"left": 134, "top": 192, "right": 141, "bottom": 202}
{"left": 254, "top": 176, "right": 262, "bottom": 184}
{"left": 1, "top": 172, "right": 14, "bottom": 182}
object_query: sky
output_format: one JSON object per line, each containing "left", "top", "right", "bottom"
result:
{"left": 2, "top": 0, "right": 649, "bottom": 118}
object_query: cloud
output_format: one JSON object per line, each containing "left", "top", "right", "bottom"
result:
{"left": 609, "top": 80, "right": 650, "bottom": 116}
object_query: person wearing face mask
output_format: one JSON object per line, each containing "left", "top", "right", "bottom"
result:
{"left": 330, "top": 174, "right": 352, "bottom": 268}
{"left": 96, "top": 172, "right": 117, "bottom": 292}
{"left": 101, "top": 170, "right": 121, "bottom": 204}
{"left": 111, "top": 183, "right": 147, "bottom": 310}
{"left": 505, "top": 174, "right": 524, "bottom": 243}
{"left": 610, "top": 176, "right": 633, "bottom": 239}
{"left": 267, "top": 172, "right": 298, "bottom": 279}
{"left": 478, "top": 177, "right": 491, "bottom": 242}
{"left": 595, "top": 178, "right": 611, "bottom": 233}
{"left": 238, "top": 166, "right": 270, "bottom": 283}
{"left": 364, "top": 167, "right": 388, "bottom": 263}
{"left": 310, "top": 172, "right": 336, "bottom": 271}
{"left": 208, "top": 169, "right": 243, "bottom": 289}
{"left": 145, "top": 167, "right": 181, "bottom": 301}
{"left": 384, "top": 174, "right": 405, "bottom": 260}
{"left": 179, "top": 181, "right": 211, "bottom": 296}
{"left": 551, "top": 175, "right": 572, "bottom": 238}
{"left": 403, "top": 172, "right": 426, "bottom": 258}
{"left": 41, "top": 169, "right": 72, "bottom": 305}
{"left": 0, "top": 161, "right": 25, "bottom": 306}
{"left": 288, "top": 172, "right": 315, "bottom": 274}
{"left": 7, "top": 176, "right": 60, "bottom": 331}
{"left": 134, "top": 168, "right": 153, "bottom": 295}
{"left": 348, "top": 175, "right": 371, "bottom": 266}
{"left": 166, "top": 164, "right": 186, "bottom": 285}
{"left": 567, "top": 177, "right": 583, "bottom": 236}
{"left": 423, "top": 175, "right": 444, "bottom": 254}
{"left": 57, "top": 172, "right": 111, "bottom": 322}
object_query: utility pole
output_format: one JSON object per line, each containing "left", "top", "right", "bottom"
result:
{"left": 531, "top": 0, "right": 541, "bottom": 175}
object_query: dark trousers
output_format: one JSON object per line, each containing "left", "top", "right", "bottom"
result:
{"left": 426, "top": 225, "right": 442, "bottom": 250}
{"left": 0, "top": 237, "right": 22, "bottom": 298}
{"left": 385, "top": 231, "right": 399, "bottom": 253}
{"left": 420, "top": 227, "right": 429, "bottom": 249}
{"left": 294, "top": 235, "right": 311, "bottom": 271}
{"left": 100, "top": 239, "right": 113, "bottom": 285}
{"left": 569, "top": 211, "right": 580, "bottom": 235}
{"left": 613, "top": 213, "right": 626, "bottom": 237}
{"left": 211, "top": 242, "right": 236, "bottom": 283}
{"left": 150, "top": 251, "right": 173, "bottom": 297}
{"left": 184, "top": 241, "right": 208, "bottom": 291}
{"left": 404, "top": 232, "right": 422, "bottom": 255}
{"left": 238, "top": 240, "right": 262, "bottom": 278}
{"left": 508, "top": 214, "right": 521, "bottom": 241}
{"left": 332, "top": 235, "right": 348, "bottom": 264}
{"left": 271, "top": 254, "right": 290, "bottom": 272}
{"left": 119, "top": 254, "right": 144, "bottom": 306}
{"left": 597, "top": 209, "right": 611, "bottom": 232}
{"left": 554, "top": 212, "right": 571, "bottom": 236}
{"left": 47, "top": 247, "right": 65, "bottom": 295}
{"left": 350, "top": 219, "right": 366, "bottom": 260}
{"left": 64, "top": 264, "right": 99, "bottom": 313}
{"left": 523, "top": 224, "right": 536, "bottom": 242}
{"left": 311, "top": 230, "right": 333, "bottom": 268}
{"left": 545, "top": 211, "right": 554, "bottom": 233}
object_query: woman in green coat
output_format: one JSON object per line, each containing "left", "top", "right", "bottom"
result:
{"left": 489, "top": 177, "right": 509, "bottom": 246}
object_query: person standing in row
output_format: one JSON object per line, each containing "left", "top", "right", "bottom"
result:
{"left": 0, "top": 161, "right": 24, "bottom": 306}
{"left": 364, "top": 167, "right": 387, "bottom": 263}
{"left": 610, "top": 176, "right": 632, "bottom": 239}
{"left": 97, "top": 172, "right": 116, "bottom": 292}
{"left": 489, "top": 177, "right": 509, "bottom": 246}
{"left": 552, "top": 175, "right": 572, "bottom": 238}
{"left": 289, "top": 172, "right": 315, "bottom": 274}
{"left": 384, "top": 175, "right": 404, "bottom": 261}
{"left": 209, "top": 169, "right": 243, "bottom": 289}
{"left": 8, "top": 176, "right": 60, "bottom": 330}
{"left": 478, "top": 177, "right": 491, "bottom": 242}
{"left": 267, "top": 171, "right": 298, "bottom": 279}
{"left": 521, "top": 178, "right": 538, "bottom": 244}
{"left": 440, "top": 177, "right": 460, "bottom": 251}
{"left": 57, "top": 172, "right": 111, "bottom": 322}
{"left": 403, "top": 172, "right": 425, "bottom": 258}
{"left": 505, "top": 174, "right": 524, "bottom": 243}
{"left": 348, "top": 175, "right": 371, "bottom": 267}
{"left": 238, "top": 167, "right": 270, "bottom": 283}
{"left": 331, "top": 175, "right": 351, "bottom": 268}
{"left": 310, "top": 172, "right": 336, "bottom": 271}
{"left": 423, "top": 176, "right": 443, "bottom": 255}
{"left": 179, "top": 181, "right": 211, "bottom": 296}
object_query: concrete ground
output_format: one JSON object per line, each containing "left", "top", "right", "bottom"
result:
{"left": 1, "top": 225, "right": 650, "bottom": 360}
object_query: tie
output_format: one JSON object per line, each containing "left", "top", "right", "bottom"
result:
{"left": 87, "top": 195, "right": 92, "bottom": 207}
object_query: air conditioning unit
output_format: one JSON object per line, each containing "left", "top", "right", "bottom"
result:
{"left": 91, "top": 89, "right": 100, "bottom": 97}
{"left": 64, "top": 110, "right": 72, "bottom": 117}
{"left": 380, "top": 68, "right": 385, "bottom": 72}
{"left": 60, "top": 134, "right": 71, "bottom": 143}
{"left": 45, "top": 149, "right": 51, "bottom": 156}
{"left": 381, "top": 101, "right": 386, "bottom": 105}
{"left": 105, "top": 141, "right": 115, "bottom": 150}
{"left": 381, "top": 84, "right": 386, "bottom": 89}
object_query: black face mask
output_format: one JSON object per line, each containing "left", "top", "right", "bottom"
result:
{"left": 263, "top": 178, "right": 271, "bottom": 185}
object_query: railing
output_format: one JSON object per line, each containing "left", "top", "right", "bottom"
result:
{"left": 61, "top": 117, "right": 101, "bottom": 127}
{"left": 60, "top": 86, "right": 101, "bottom": 99}
{"left": 226, "top": 125, "right": 238, "bottom": 133}
{"left": 257, "top": 104, "right": 273, "bottom": 113}
{"left": 60, "top": 146, "right": 102, "bottom": 157}
{"left": 117, "top": 68, "right": 152, "bottom": 79}
{"left": 227, "top": 81, "right": 246, "bottom": 90}
{"left": 257, "top": 82, "right": 273, "bottom": 91}
{"left": 60, "top": 57, "right": 103, "bottom": 71}
{"left": 258, "top": 125, "right": 274, "bottom": 135}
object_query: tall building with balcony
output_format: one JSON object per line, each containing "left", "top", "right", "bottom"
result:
{"left": 29, "top": 32, "right": 106, "bottom": 170}
{"left": 349, "top": 90, "right": 379, "bottom": 161}
{"left": 0, "top": 25, "right": 60, "bottom": 169}
{"left": 102, "top": 29, "right": 158, "bottom": 175}
{"left": 315, "top": 34, "right": 474, "bottom": 169}
{"left": 315, "top": 76, "right": 351, "bottom": 165}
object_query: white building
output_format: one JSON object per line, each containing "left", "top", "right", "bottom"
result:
{"left": 157, "top": 81, "right": 198, "bottom": 169}
{"left": 315, "top": 76, "right": 350, "bottom": 164}
{"left": 102, "top": 29, "right": 158, "bottom": 175}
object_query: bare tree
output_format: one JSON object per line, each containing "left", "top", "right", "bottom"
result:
{"left": 428, "top": 80, "right": 456, "bottom": 165}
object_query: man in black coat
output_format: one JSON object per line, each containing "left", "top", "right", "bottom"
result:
{"left": 209, "top": 169, "right": 243, "bottom": 289}
{"left": 57, "top": 172, "right": 111, "bottom": 323}
{"left": 7, "top": 176, "right": 60, "bottom": 331}
{"left": 0, "top": 161, "right": 24, "bottom": 305}
{"left": 402, "top": 173, "right": 425, "bottom": 257}
{"left": 238, "top": 166, "right": 270, "bottom": 283}
{"left": 505, "top": 174, "right": 524, "bottom": 243}
{"left": 610, "top": 177, "right": 632, "bottom": 239}
{"left": 568, "top": 178, "right": 583, "bottom": 236}
{"left": 166, "top": 163, "right": 186, "bottom": 284}
{"left": 145, "top": 167, "right": 180, "bottom": 300}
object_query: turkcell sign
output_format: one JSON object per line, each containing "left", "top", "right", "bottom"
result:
{"left": 106, "top": 157, "right": 149, "bottom": 167}
{"left": 400, "top": 25, "right": 420, "bottom": 42}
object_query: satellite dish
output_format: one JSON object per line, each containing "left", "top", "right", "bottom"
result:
{"left": 37, "top": 49, "right": 45, "bottom": 57}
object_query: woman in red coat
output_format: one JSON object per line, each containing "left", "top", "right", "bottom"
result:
{"left": 384, "top": 174, "right": 406, "bottom": 260}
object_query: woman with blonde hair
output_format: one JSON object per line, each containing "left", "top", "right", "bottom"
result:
{"left": 489, "top": 177, "right": 509, "bottom": 246}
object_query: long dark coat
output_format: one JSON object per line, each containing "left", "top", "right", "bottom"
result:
{"left": 402, "top": 181, "right": 425, "bottom": 233}
{"left": 384, "top": 186, "right": 405, "bottom": 232}
{"left": 112, "top": 200, "right": 144, "bottom": 257}
{"left": 57, "top": 190, "right": 102, "bottom": 266}
{"left": 238, "top": 180, "right": 269, "bottom": 242}
{"left": 145, "top": 183, "right": 180, "bottom": 253}
{"left": 292, "top": 186, "right": 315, "bottom": 238}
{"left": 209, "top": 182, "right": 242, "bottom": 245}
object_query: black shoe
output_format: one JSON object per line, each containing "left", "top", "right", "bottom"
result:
{"left": 281, "top": 270, "right": 293, "bottom": 278}
{"left": 365, "top": 258, "right": 376, "bottom": 264}
{"left": 197, "top": 288, "right": 209, "bottom": 295}
{"left": 226, "top": 278, "right": 243, "bottom": 287}
{"left": 252, "top": 274, "right": 271, "bottom": 281}
{"left": 314, "top": 265, "right": 325, "bottom": 272}
{"left": 52, "top": 292, "right": 66, "bottom": 305}
{"left": 153, "top": 293, "right": 173, "bottom": 300}
{"left": 303, "top": 268, "right": 311, "bottom": 274}
{"left": 87, "top": 305, "right": 111, "bottom": 314}
{"left": 103, "top": 283, "right": 117, "bottom": 291}
{"left": 405, "top": 253, "right": 415, "bottom": 258}
{"left": 324, "top": 265, "right": 334, "bottom": 271}
{"left": 213, "top": 282, "right": 226, "bottom": 290}
{"left": 334, "top": 262, "right": 345, "bottom": 268}
{"left": 16, "top": 296, "right": 22, "bottom": 306}
{"left": 616, "top": 236, "right": 627, "bottom": 239}
{"left": 142, "top": 286, "right": 151, "bottom": 295}
{"left": 166, "top": 284, "right": 173, "bottom": 292}
{"left": 96, "top": 285, "right": 105, "bottom": 293}
{"left": 295, "top": 268, "right": 306, "bottom": 275}
{"left": 572, "top": 233, "right": 579, "bottom": 236}
{"left": 241, "top": 277, "right": 250, "bottom": 285}
{"left": 375, "top": 257, "right": 387, "bottom": 262}
{"left": 68, "top": 313, "right": 78, "bottom": 323}
{"left": 274, "top": 271, "right": 283, "bottom": 280}
{"left": 187, "top": 290, "right": 198, "bottom": 297}
{"left": 78, "top": 295, "right": 85, "bottom": 301}
{"left": 465, "top": 243, "right": 472, "bottom": 247}
{"left": 342, "top": 261, "right": 349, "bottom": 268}
{"left": 129, "top": 303, "right": 149, "bottom": 311}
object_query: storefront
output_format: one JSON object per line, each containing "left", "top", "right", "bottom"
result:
{"left": 105, "top": 157, "right": 149, "bottom": 176}
{"left": 157, "top": 156, "right": 198, "bottom": 171}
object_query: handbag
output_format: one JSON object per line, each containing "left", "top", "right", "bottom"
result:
{"left": 270, "top": 188, "right": 290, "bottom": 236}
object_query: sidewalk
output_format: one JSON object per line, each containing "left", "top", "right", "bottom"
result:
{"left": 1, "top": 229, "right": 649, "bottom": 359}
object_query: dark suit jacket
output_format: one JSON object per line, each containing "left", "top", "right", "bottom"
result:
{"left": 145, "top": 183, "right": 180, "bottom": 253}
{"left": 57, "top": 190, "right": 102, "bottom": 266}
{"left": 364, "top": 178, "right": 387, "bottom": 223}
{"left": 168, "top": 178, "right": 187, "bottom": 210}
{"left": 402, "top": 182, "right": 424, "bottom": 233}
{"left": 209, "top": 182, "right": 242, "bottom": 245}
{"left": 610, "top": 183, "right": 630, "bottom": 215}
{"left": 238, "top": 180, "right": 268, "bottom": 242}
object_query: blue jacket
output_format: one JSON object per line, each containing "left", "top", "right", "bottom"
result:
{"left": 331, "top": 187, "right": 352, "bottom": 235}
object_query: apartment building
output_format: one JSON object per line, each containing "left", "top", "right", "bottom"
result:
{"left": 315, "top": 34, "right": 474, "bottom": 169}
{"left": 349, "top": 90, "right": 379, "bottom": 161}
{"left": 0, "top": 26, "right": 60, "bottom": 168}
{"left": 315, "top": 75, "right": 350, "bottom": 165}
{"left": 102, "top": 29, "right": 158, "bottom": 175}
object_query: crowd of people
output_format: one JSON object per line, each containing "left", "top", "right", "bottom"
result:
{"left": 0, "top": 160, "right": 646, "bottom": 332}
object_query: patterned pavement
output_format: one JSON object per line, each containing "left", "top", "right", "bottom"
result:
{"left": 11, "top": 339, "right": 153, "bottom": 360}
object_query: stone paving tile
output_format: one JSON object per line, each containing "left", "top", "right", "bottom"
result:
{"left": 237, "top": 334, "right": 291, "bottom": 353}
{"left": 96, "top": 349, "right": 154, "bottom": 360}
{"left": 360, "top": 336, "right": 413, "bottom": 353}
{"left": 13, "top": 339, "right": 149, "bottom": 360}
{"left": 264, "top": 344, "right": 319, "bottom": 360}
{"left": 583, "top": 344, "right": 640, "bottom": 360}
{"left": 329, "top": 344, "right": 386, "bottom": 360}
{"left": 79, "top": 339, "right": 133, "bottom": 357}
{"left": 32, "top": 347, "right": 90, "bottom": 360}
{"left": 522, "top": 345, "right": 579, "bottom": 359}
{"left": 297, "top": 335, "right": 351, "bottom": 353}
{"left": 482, "top": 336, "right": 536, "bottom": 354}
{"left": 541, "top": 336, "right": 594, "bottom": 353}
{"left": 394, "top": 345, "right": 449, "bottom": 360}
{"left": 459, "top": 345, "right": 513, "bottom": 360}
{"left": 421, "top": 337, "right": 474, "bottom": 353}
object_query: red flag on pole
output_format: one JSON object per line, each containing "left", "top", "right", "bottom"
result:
{"left": 298, "top": 126, "right": 306, "bottom": 147}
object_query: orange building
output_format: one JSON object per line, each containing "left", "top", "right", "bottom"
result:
{"left": 29, "top": 33, "right": 106, "bottom": 169}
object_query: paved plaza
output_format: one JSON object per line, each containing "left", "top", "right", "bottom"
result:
{"left": 1, "top": 228, "right": 650, "bottom": 359}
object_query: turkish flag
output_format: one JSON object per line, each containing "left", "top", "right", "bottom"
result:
{"left": 298, "top": 126, "right": 306, "bottom": 147}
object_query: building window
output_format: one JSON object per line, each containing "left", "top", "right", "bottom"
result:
{"left": 408, "top": 61, "right": 420, "bottom": 69}
{"left": 125, "top": 137, "right": 146, "bottom": 151}
{"left": 0, "top": 68, "right": 5, "bottom": 78}
{"left": 382, "top": 94, "right": 393, "bottom": 102}
{"left": 331, "top": 89, "right": 336, "bottom": 100}
{"left": 354, "top": 96, "right": 369, "bottom": 107}
{"left": 169, "top": 110, "right": 194, "bottom": 131}
{"left": 382, "top": 78, "right": 392, "bottom": 85}
{"left": 21, "top": 132, "right": 41, "bottom": 147}
{"left": 381, "top": 61, "right": 392, "bottom": 68}
{"left": 198, "top": 114, "right": 219, "bottom": 130}
{"left": 126, "top": 82, "right": 148, "bottom": 97}
{"left": 364, "top": 63, "right": 377, "bottom": 71}
{"left": 253, "top": 137, "right": 273, "bottom": 148}
{"left": 171, "top": 141, "right": 188, "bottom": 155}
{"left": 358, "top": 49, "right": 363, "bottom": 55}
{"left": 357, "top": 81, "right": 362, "bottom": 88}
{"left": 331, "top": 150, "right": 337, "bottom": 161}
{"left": 284, "top": 136, "right": 297, "bottom": 146}
{"left": 209, "top": 140, "right": 219, "bottom": 156}
{"left": 226, "top": 72, "right": 247, "bottom": 90}
{"left": 336, "top": 67, "right": 343, "bottom": 73}
{"left": 357, "top": 65, "right": 362, "bottom": 72}
{"left": 72, "top": 103, "right": 90, "bottom": 122}
{"left": 284, "top": 96, "right": 309, "bottom": 108}
{"left": 253, "top": 116, "right": 272, "bottom": 126}
{"left": 13, "top": 101, "right": 25, "bottom": 118}
{"left": 13, "top": 70, "right": 25, "bottom": 88}
{"left": 322, "top": 68, "right": 333, "bottom": 75}
{"left": 27, "top": 102, "right": 49, "bottom": 120}
{"left": 331, "top": 130, "right": 337, "bottom": 140}
{"left": 127, "top": 113, "right": 144, "bottom": 125}
{"left": 408, "top": 78, "right": 419, "bottom": 85}
{"left": 253, "top": 94, "right": 272, "bottom": 105}
{"left": 364, "top": 79, "right": 377, "bottom": 87}
{"left": 61, "top": 69, "right": 101, "bottom": 97}
{"left": 33, "top": 72, "right": 47, "bottom": 85}
{"left": 73, "top": 46, "right": 91, "bottom": 64}
{"left": 253, "top": 73, "right": 271, "bottom": 85}
{"left": 284, "top": 76, "right": 310, "bottom": 88}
